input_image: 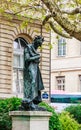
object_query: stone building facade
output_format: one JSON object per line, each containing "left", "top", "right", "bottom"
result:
{"left": 51, "top": 32, "right": 81, "bottom": 93}
{"left": 0, "top": 16, "right": 51, "bottom": 99}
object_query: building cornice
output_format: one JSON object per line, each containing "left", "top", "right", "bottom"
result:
{"left": 51, "top": 67, "right": 81, "bottom": 73}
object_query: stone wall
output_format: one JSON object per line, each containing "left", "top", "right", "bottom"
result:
{"left": 0, "top": 17, "right": 51, "bottom": 98}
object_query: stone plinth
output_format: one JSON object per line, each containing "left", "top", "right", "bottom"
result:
{"left": 9, "top": 111, "right": 52, "bottom": 130}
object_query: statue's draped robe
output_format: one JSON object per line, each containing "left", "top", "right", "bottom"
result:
{"left": 24, "top": 44, "right": 44, "bottom": 104}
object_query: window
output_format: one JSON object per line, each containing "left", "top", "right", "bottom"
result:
{"left": 13, "top": 37, "right": 27, "bottom": 95}
{"left": 79, "top": 75, "right": 81, "bottom": 91}
{"left": 80, "top": 42, "right": 81, "bottom": 55}
{"left": 58, "top": 37, "right": 66, "bottom": 56}
{"left": 56, "top": 76, "right": 65, "bottom": 90}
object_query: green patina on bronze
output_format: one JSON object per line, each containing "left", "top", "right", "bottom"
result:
{"left": 20, "top": 36, "right": 45, "bottom": 111}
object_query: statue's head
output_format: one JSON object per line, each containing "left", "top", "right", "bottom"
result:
{"left": 33, "top": 36, "right": 44, "bottom": 48}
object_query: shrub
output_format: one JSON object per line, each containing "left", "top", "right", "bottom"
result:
{"left": 59, "top": 111, "right": 79, "bottom": 130}
{"left": 0, "top": 97, "right": 21, "bottom": 112}
{"left": 39, "top": 102, "right": 62, "bottom": 130}
{"left": 0, "top": 97, "right": 21, "bottom": 130}
{"left": 65, "top": 105, "right": 81, "bottom": 124}
{"left": 0, "top": 98, "right": 62, "bottom": 130}
{"left": 1, "top": 97, "right": 80, "bottom": 130}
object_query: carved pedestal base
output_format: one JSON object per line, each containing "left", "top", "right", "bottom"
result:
{"left": 9, "top": 111, "right": 52, "bottom": 130}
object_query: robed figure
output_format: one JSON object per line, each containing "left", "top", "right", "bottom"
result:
{"left": 21, "top": 36, "right": 44, "bottom": 110}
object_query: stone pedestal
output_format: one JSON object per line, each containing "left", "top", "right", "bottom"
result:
{"left": 9, "top": 111, "right": 52, "bottom": 130}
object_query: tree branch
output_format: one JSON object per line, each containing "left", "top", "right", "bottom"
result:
{"left": 41, "top": 0, "right": 81, "bottom": 41}
{"left": 48, "top": 21, "right": 71, "bottom": 38}
{"left": 61, "top": 7, "right": 81, "bottom": 15}
{"left": 13, "top": 5, "right": 38, "bottom": 15}
{"left": 42, "top": 13, "right": 55, "bottom": 25}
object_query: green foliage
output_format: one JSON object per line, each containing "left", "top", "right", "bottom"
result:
{"left": 76, "top": 0, "right": 81, "bottom": 4}
{"left": 0, "top": 97, "right": 21, "bottom": 130}
{"left": 0, "top": 98, "right": 81, "bottom": 130}
{"left": 0, "top": 112, "right": 11, "bottom": 130}
{"left": 48, "top": 43, "right": 53, "bottom": 49}
{"left": 59, "top": 111, "right": 79, "bottom": 130}
{"left": 20, "top": 20, "right": 28, "bottom": 29}
{"left": 39, "top": 102, "right": 62, "bottom": 130}
{"left": 0, "top": 97, "right": 21, "bottom": 112}
{"left": 65, "top": 105, "right": 81, "bottom": 124}
{"left": 0, "top": 98, "right": 62, "bottom": 130}
{"left": 1, "top": 0, "right": 81, "bottom": 41}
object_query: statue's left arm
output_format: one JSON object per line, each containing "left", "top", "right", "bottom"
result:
{"left": 24, "top": 47, "right": 40, "bottom": 66}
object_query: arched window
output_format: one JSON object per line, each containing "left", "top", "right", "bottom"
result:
{"left": 13, "top": 37, "right": 28, "bottom": 96}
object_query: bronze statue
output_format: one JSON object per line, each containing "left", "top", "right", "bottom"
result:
{"left": 20, "top": 36, "right": 45, "bottom": 111}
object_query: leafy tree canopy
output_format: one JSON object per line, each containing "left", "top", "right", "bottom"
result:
{"left": 1, "top": 0, "right": 81, "bottom": 41}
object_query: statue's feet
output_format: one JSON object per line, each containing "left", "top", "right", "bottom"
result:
{"left": 19, "top": 98, "right": 36, "bottom": 111}
{"left": 29, "top": 102, "right": 36, "bottom": 110}
{"left": 34, "top": 105, "right": 47, "bottom": 111}
{"left": 19, "top": 98, "right": 47, "bottom": 111}
{"left": 19, "top": 105, "right": 25, "bottom": 111}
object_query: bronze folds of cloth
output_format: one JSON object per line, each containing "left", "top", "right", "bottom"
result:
{"left": 19, "top": 36, "right": 45, "bottom": 111}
